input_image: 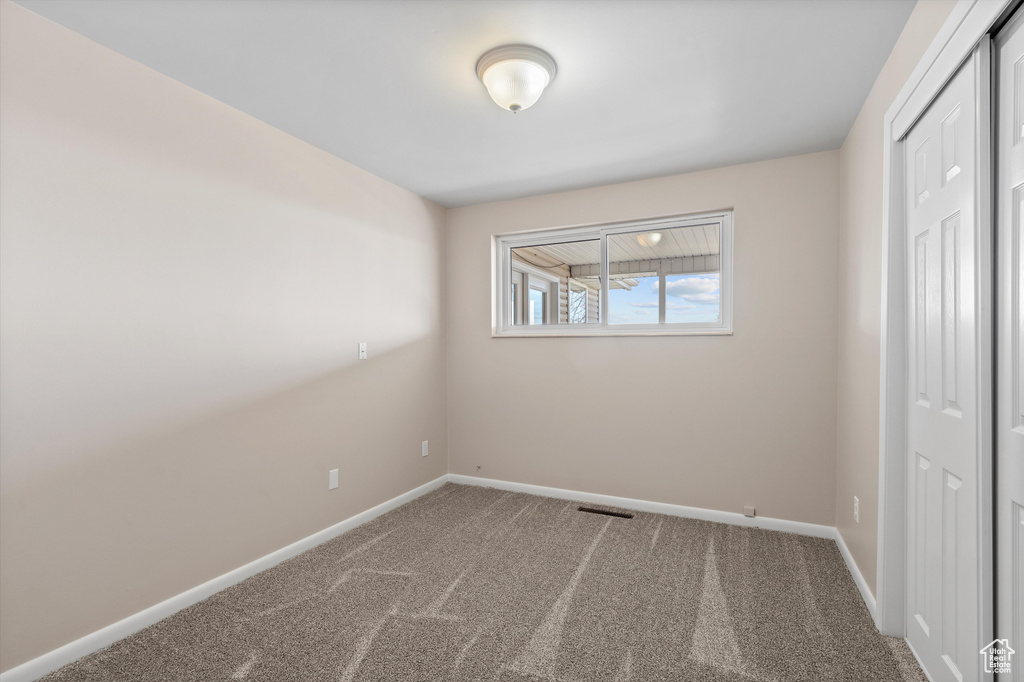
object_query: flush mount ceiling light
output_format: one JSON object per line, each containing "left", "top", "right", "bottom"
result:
{"left": 476, "top": 45, "right": 557, "bottom": 114}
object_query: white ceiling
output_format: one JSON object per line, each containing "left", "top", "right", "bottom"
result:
{"left": 14, "top": 0, "right": 916, "bottom": 208}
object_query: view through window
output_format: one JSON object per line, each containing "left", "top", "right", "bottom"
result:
{"left": 606, "top": 224, "right": 721, "bottom": 325}
{"left": 510, "top": 238, "right": 601, "bottom": 326}
{"left": 497, "top": 212, "right": 731, "bottom": 335}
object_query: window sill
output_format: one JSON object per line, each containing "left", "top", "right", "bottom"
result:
{"left": 492, "top": 327, "right": 733, "bottom": 338}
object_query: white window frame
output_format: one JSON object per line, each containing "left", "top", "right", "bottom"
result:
{"left": 567, "top": 278, "right": 591, "bottom": 324}
{"left": 494, "top": 210, "right": 733, "bottom": 337}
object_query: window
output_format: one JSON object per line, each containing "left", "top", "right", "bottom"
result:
{"left": 568, "top": 280, "right": 590, "bottom": 323}
{"left": 528, "top": 287, "right": 546, "bottom": 324}
{"left": 494, "top": 211, "right": 732, "bottom": 336}
{"left": 509, "top": 259, "right": 560, "bottom": 325}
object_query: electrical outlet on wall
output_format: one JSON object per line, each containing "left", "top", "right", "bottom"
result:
{"left": 853, "top": 495, "right": 859, "bottom": 523}
{"left": 421, "top": 440, "right": 429, "bottom": 457}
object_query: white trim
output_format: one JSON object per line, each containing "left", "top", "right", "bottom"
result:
{"left": 877, "top": 108, "right": 909, "bottom": 636}
{"left": 878, "top": 0, "right": 1008, "bottom": 638}
{"left": 448, "top": 473, "right": 835, "bottom": 538}
{"left": 491, "top": 327, "right": 735, "bottom": 338}
{"left": 0, "top": 475, "right": 449, "bottom": 682}
{"left": 891, "top": 0, "right": 1010, "bottom": 139}
{"left": 493, "top": 210, "right": 733, "bottom": 337}
{"left": 973, "top": 37, "right": 997, "bottom": 669}
{"left": 3, "top": 473, "right": 884, "bottom": 682}
{"left": 449, "top": 474, "right": 876, "bottom": 618}
{"left": 834, "top": 528, "right": 878, "bottom": 619}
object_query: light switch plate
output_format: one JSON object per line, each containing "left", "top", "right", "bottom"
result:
{"left": 329, "top": 469, "right": 339, "bottom": 490}
{"left": 358, "top": 342, "right": 367, "bottom": 360}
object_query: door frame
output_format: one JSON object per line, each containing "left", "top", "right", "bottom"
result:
{"left": 878, "top": 0, "right": 1008, "bottom": 639}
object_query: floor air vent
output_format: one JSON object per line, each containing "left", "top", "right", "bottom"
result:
{"left": 578, "top": 506, "right": 634, "bottom": 519}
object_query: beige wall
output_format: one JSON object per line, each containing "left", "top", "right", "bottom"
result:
{"left": 0, "top": 0, "right": 962, "bottom": 670}
{"left": 0, "top": 3, "right": 448, "bottom": 671}
{"left": 835, "top": 0, "right": 957, "bottom": 597}
{"left": 447, "top": 151, "right": 841, "bottom": 526}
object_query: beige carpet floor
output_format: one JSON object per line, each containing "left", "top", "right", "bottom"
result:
{"left": 43, "top": 483, "right": 926, "bottom": 681}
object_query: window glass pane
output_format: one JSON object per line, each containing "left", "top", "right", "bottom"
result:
{"left": 608, "top": 273, "right": 659, "bottom": 324}
{"left": 529, "top": 288, "right": 546, "bottom": 324}
{"left": 510, "top": 238, "right": 600, "bottom": 326}
{"left": 568, "top": 281, "right": 589, "bottom": 323}
{"left": 606, "top": 223, "right": 720, "bottom": 325}
{"left": 665, "top": 273, "right": 720, "bottom": 323}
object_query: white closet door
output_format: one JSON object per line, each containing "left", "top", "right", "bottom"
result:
{"left": 997, "top": 11, "right": 1024, "bottom": 681}
{"left": 904, "top": 43, "right": 992, "bottom": 682}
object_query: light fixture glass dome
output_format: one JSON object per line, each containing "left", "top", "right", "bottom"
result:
{"left": 476, "top": 45, "right": 557, "bottom": 113}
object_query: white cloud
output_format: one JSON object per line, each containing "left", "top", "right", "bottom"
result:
{"left": 635, "top": 309, "right": 650, "bottom": 316}
{"left": 651, "top": 274, "right": 720, "bottom": 304}
{"left": 667, "top": 302, "right": 696, "bottom": 311}
{"left": 628, "top": 301, "right": 659, "bottom": 308}
{"left": 665, "top": 275, "right": 718, "bottom": 298}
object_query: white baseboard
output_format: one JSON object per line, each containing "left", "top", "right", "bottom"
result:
{"left": 833, "top": 527, "right": 878, "bottom": 620}
{"left": 449, "top": 474, "right": 878, "bottom": 619}
{"left": 448, "top": 474, "right": 836, "bottom": 538}
{"left": 3, "top": 473, "right": 882, "bottom": 682}
{"left": 0, "top": 475, "right": 448, "bottom": 682}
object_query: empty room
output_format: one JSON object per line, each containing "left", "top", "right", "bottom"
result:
{"left": 1, "top": 0, "right": 1021, "bottom": 680}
